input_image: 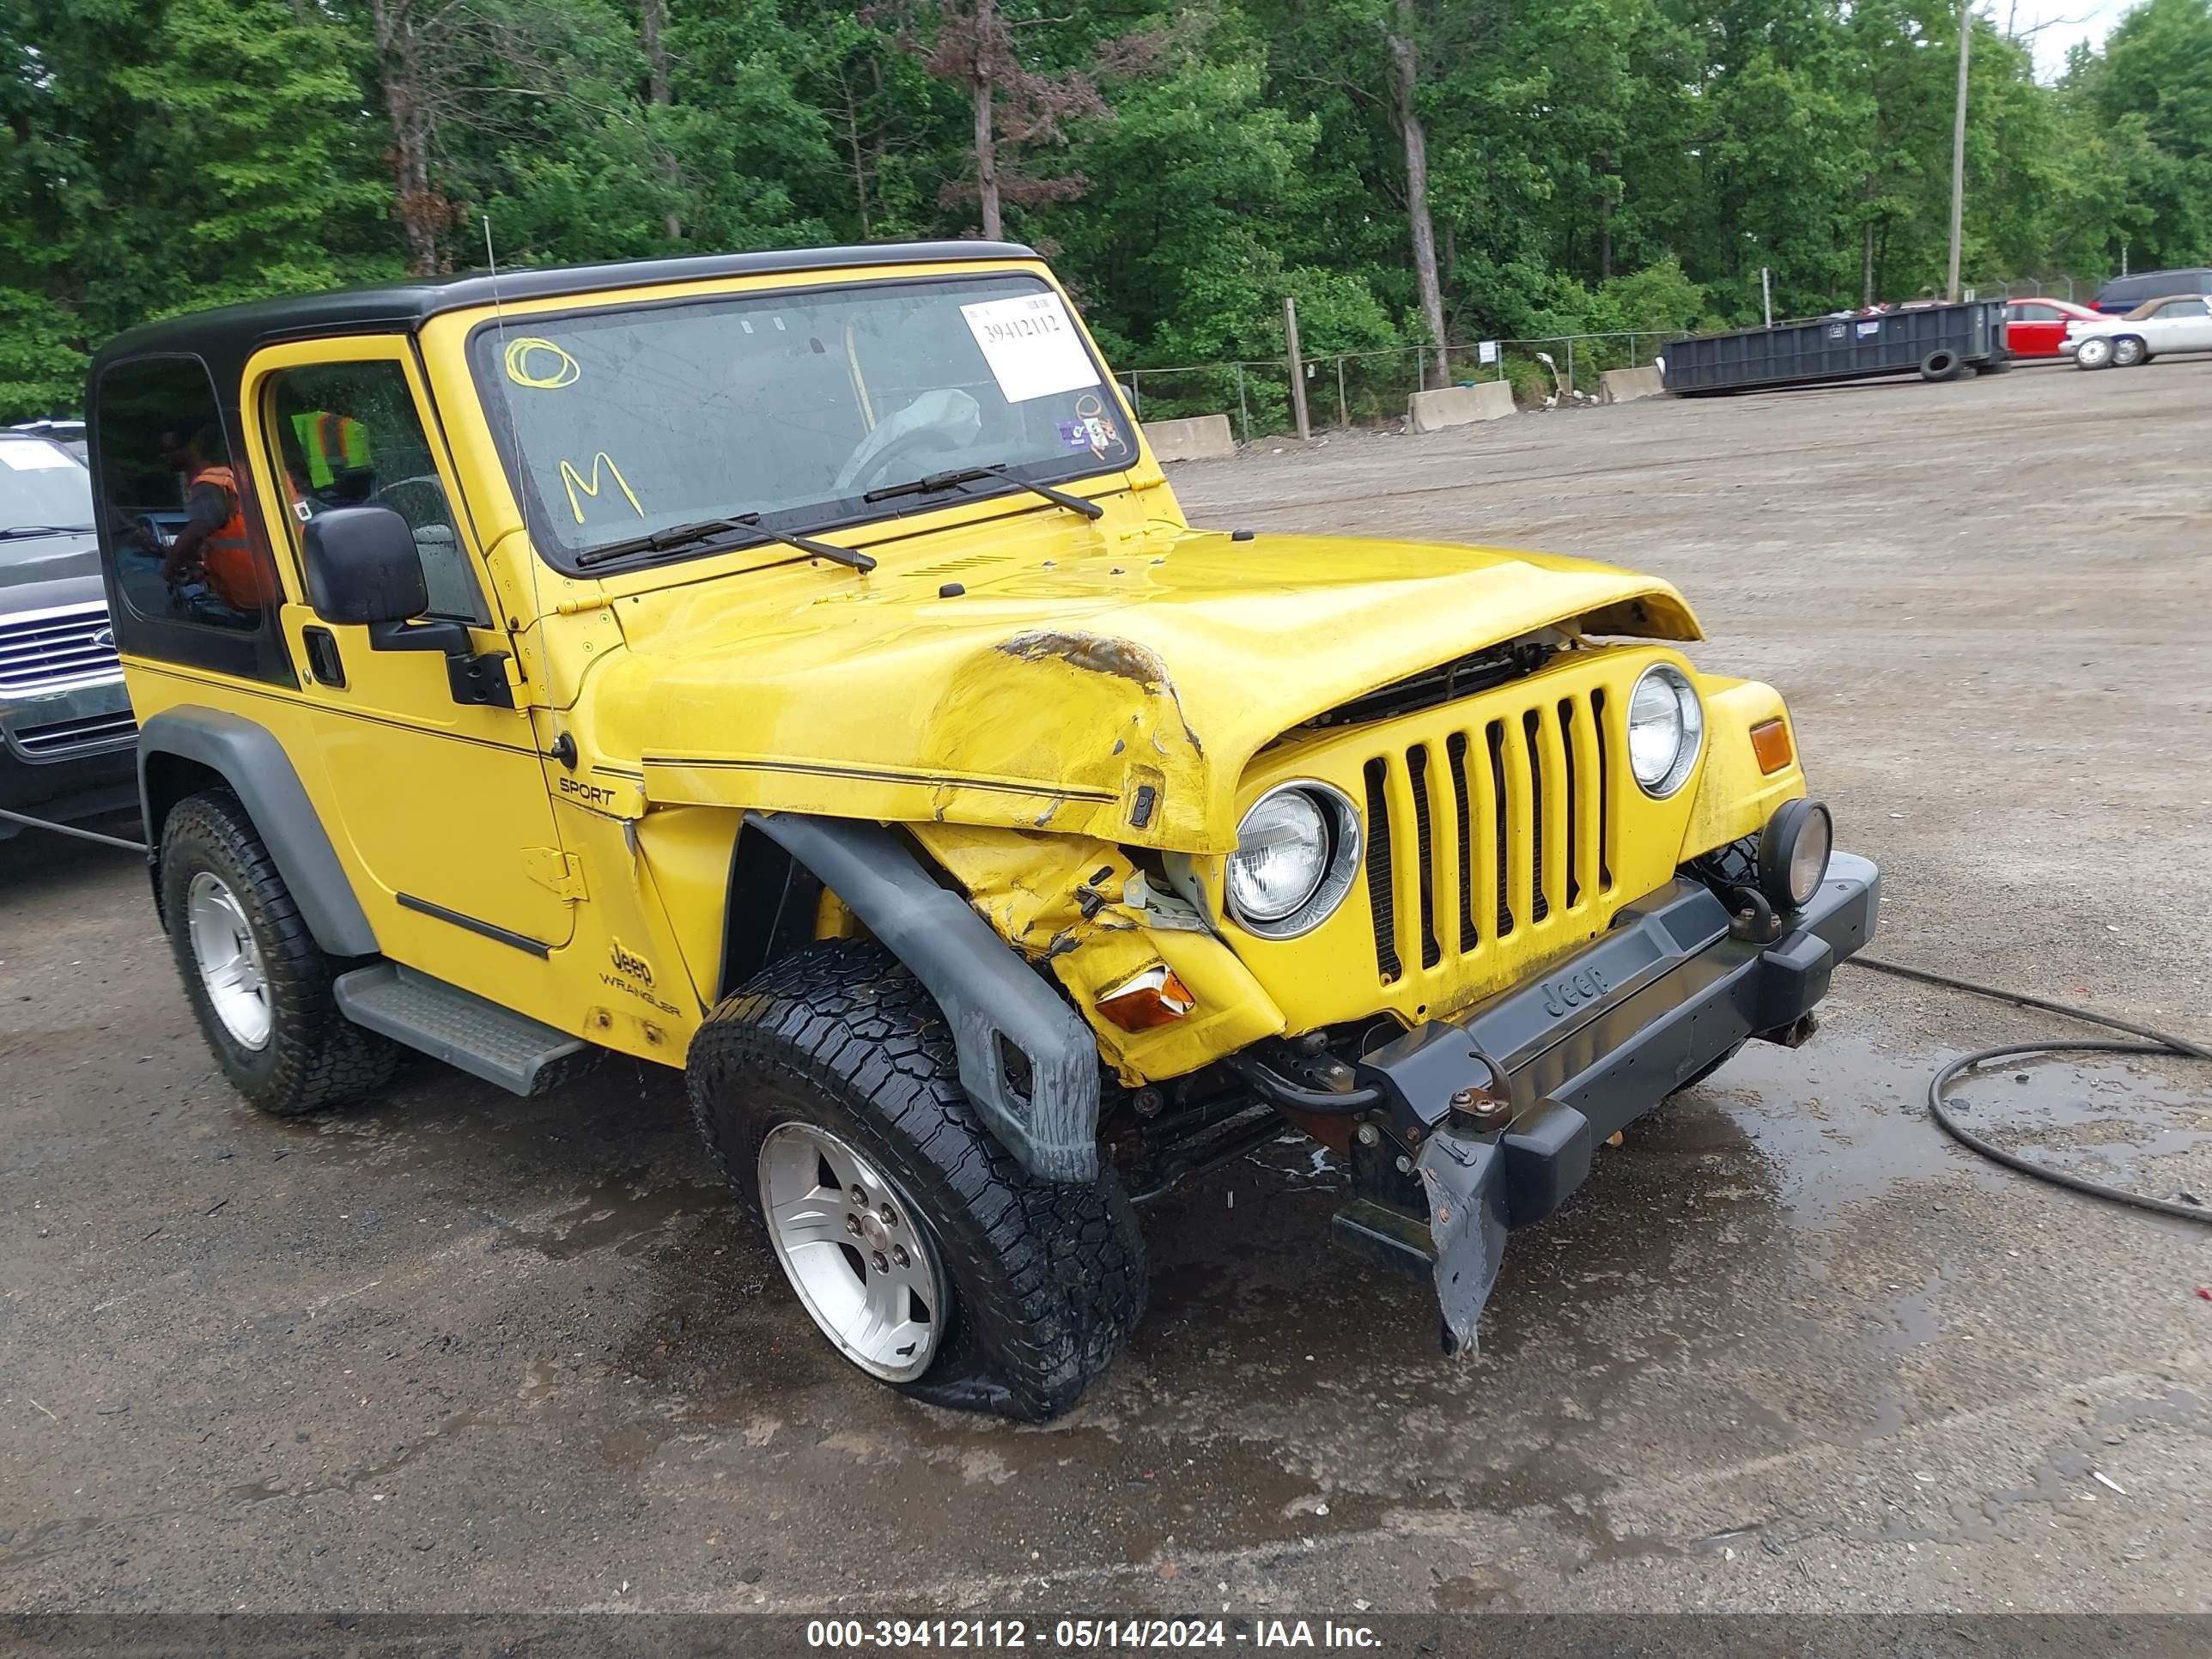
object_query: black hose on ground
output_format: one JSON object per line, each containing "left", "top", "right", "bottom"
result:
{"left": 0, "top": 805, "right": 148, "bottom": 854}
{"left": 1845, "top": 954, "right": 2212, "bottom": 1224}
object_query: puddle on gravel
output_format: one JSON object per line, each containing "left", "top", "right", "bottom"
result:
{"left": 1936, "top": 1050, "right": 2212, "bottom": 1200}
{"left": 571, "top": 1019, "right": 2007, "bottom": 1565}
{"left": 226, "top": 1407, "right": 480, "bottom": 1503}
{"left": 490, "top": 1174, "right": 730, "bottom": 1260}
{"left": 199, "top": 1010, "right": 2209, "bottom": 1573}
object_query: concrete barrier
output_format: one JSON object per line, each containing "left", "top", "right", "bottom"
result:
{"left": 1406, "top": 381, "right": 1516, "bottom": 433}
{"left": 1598, "top": 366, "right": 1665, "bottom": 405}
{"left": 1142, "top": 414, "right": 1236, "bottom": 462}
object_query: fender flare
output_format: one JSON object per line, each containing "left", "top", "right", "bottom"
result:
{"left": 745, "top": 811, "right": 1100, "bottom": 1184}
{"left": 137, "top": 706, "right": 380, "bottom": 958}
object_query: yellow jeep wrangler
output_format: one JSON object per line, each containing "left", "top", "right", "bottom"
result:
{"left": 88, "top": 242, "right": 1876, "bottom": 1418}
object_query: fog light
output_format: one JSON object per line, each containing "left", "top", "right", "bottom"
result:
{"left": 1097, "top": 963, "right": 1195, "bottom": 1032}
{"left": 1758, "top": 799, "right": 1832, "bottom": 911}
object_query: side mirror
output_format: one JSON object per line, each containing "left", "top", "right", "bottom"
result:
{"left": 301, "top": 505, "right": 427, "bottom": 626}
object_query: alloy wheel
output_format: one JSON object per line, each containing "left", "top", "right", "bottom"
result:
{"left": 186, "top": 871, "right": 272, "bottom": 1050}
{"left": 757, "top": 1121, "right": 948, "bottom": 1381}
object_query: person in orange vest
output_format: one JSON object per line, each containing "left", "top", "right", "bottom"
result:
{"left": 290, "top": 409, "right": 373, "bottom": 492}
{"left": 155, "top": 425, "right": 283, "bottom": 616}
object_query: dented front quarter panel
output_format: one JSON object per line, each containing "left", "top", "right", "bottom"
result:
{"left": 908, "top": 821, "right": 1285, "bottom": 1084}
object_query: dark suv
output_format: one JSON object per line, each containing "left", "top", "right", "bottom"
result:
{"left": 2094, "top": 268, "right": 2212, "bottom": 313}
{"left": 0, "top": 430, "right": 137, "bottom": 842}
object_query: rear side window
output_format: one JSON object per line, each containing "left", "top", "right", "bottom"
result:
{"left": 2011, "top": 302, "right": 2059, "bottom": 320}
{"left": 94, "top": 355, "right": 295, "bottom": 685}
{"left": 2100, "top": 277, "right": 2152, "bottom": 307}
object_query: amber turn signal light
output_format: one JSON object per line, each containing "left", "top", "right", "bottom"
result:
{"left": 1749, "top": 718, "right": 1794, "bottom": 775}
{"left": 1096, "top": 964, "right": 1195, "bottom": 1031}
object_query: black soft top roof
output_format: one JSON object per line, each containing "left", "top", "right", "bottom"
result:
{"left": 90, "top": 240, "right": 1041, "bottom": 380}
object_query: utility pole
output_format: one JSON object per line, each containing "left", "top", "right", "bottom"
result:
{"left": 1947, "top": 0, "right": 1972, "bottom": 303}
{"left": 1284, "top": 296, "right": 1310, "bottom": 440}
{"left": 1761, "top": 267, "right": 1772, "bottom": 327}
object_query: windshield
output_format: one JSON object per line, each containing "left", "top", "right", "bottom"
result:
{"left": 0, "top": 439, "right": 95, "bottom": 566}
{"left": 471, "top": 271, "right": 1137, "bottom": 568}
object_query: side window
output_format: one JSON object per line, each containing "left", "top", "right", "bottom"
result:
{"left": 263, "top": 360, "right": 489, "bottom": 623}
{"left": 96, "top": 356, "right": 281, "bottom": 635}
{"left": 2014, "top": 303, "right": 2057, "bottom": 321}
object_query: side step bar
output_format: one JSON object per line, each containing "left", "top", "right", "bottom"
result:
{"left": 335, "top": 963, "right": 587, "bottom": 1096}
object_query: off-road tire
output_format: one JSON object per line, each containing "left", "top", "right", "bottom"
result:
{"left": 159, "top": 789, "right": 398, "bottom": 1115}
{"left": 687, "top": 939, "right": 1147, "bottom": 1420}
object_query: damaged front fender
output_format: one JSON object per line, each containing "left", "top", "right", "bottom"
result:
{"left": 908, "top": 821, "right": 1285, "bottom": 1085}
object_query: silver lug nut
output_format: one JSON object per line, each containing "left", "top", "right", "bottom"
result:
{"left": 844, "top": 1214, "right": 862, "bottom": 1237}
{"left": 878, "top": 1203, "right": 898, "bottom": 1229}
{"left": 871, "top": 1250, "right": 890, "bottom": 1274}
{"left": 892, "top": 1244, "right": 910, "bottom": 1268}
{"left": 849, "top": 1184, "right": 868, "bottom": 1206}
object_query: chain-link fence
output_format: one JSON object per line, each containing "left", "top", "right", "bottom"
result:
{"left": 1122, "top": 331, "right": 1679, "bottom": 442}
{"left": 1961, "top": 275, "right": 2084, "bottom": 302}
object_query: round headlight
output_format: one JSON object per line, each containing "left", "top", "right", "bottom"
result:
{"left": 1224, "top": 783, "right": 1363, "bottom": 938}
{"left": 1759, "top": 798, "right": 1833, "bottom": 911}
{"left": 1627, "top": 663, "right": 1705, "bottom": 798}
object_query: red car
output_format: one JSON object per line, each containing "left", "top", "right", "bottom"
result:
{"left": 2003, "top": 296, "right": 2103, "bottom": 357}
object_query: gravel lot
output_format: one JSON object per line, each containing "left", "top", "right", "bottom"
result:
{"left": 4, "top": 361, "right": 2209, "bottom": 1617}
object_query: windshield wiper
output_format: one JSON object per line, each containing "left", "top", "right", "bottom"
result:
{"left": 576, "top": 513, "right": 875, "bottom": 573}
{"left": 863, "top": 464, "right": 1104, "bottom": 521}
{"left": 0, "top": 524, "right": 94, "bottom": 541}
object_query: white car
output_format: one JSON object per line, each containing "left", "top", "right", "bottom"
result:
{"left": 2069, "top": 295, "right": 2212, "bottom": 368}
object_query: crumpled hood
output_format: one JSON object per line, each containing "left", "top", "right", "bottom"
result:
{"left": 588, "top": 520, "right": 1698, "bottom": 852}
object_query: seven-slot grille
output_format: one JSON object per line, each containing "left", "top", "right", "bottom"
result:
{"left": 1358, "top": 688, "right": 1614, "bottom": 986}
{"left": 0, "top": 604, "right": 120, "bottom": 696}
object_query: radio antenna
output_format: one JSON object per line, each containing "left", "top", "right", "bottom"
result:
{"left": 483, "top": 213, "right": 557, "bottom": 722}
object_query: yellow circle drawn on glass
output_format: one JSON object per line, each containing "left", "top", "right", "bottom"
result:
{"left": 504, "top": 337, "right": 580, "bottom": 390}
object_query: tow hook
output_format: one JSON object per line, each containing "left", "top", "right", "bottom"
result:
{"left": 1727, "top": 885, "right": 1784, "bottom": 944}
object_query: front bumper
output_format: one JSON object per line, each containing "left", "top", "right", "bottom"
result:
{"left": 0, "top": 676, "right": 140, "bottom": 836}
{"left": 1336, "top": 848, "right": 1880, "bottom": 1350}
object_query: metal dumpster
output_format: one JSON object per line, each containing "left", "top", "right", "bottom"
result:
{"left": 1662, "top": 301, "right": 2008, "bottom": 394}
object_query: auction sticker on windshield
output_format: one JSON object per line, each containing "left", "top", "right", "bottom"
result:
{"left": 961, "top": 291, "right": 1101, "bottom": 404}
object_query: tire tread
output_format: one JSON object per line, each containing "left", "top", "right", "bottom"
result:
{"left": 161, "top": 789, "right": 397, "bottom": 1115}
{"left": 686, "top": 939, "right": 1144, "bottom": 1420}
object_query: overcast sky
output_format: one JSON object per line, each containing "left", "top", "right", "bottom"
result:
{"left": 2011, "top": 0, "right": 2132, "bottom": 79}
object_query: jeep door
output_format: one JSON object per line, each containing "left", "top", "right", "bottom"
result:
{"left": 240, "top": 338, "right": 578, "bottom": 956}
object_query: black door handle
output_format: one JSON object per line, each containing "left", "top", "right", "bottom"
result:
{"left": 303, "top": 625, "right": 346, "bottom": 689}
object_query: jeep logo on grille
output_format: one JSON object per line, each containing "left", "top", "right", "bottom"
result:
{"left": 1540, "top": 964, "right": 1609, "bottom": 1018}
